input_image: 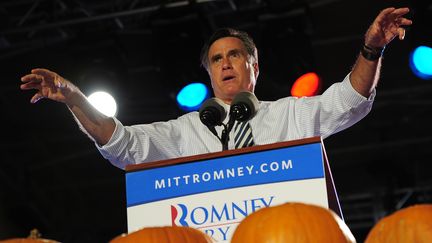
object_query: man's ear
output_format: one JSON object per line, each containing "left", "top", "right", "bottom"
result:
{"left": 253, "top": 62, "right": 259, "bottom": 79}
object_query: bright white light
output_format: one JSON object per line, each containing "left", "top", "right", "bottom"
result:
{"left": 88, "top": 91, "right": 117, "bottom": 117}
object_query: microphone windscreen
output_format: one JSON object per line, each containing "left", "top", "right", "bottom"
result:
{"left": 199, "top": 97, "right": 227, "bottom": 127}
{"left": 230, "top": 91, "right": 259, "bottom": 122}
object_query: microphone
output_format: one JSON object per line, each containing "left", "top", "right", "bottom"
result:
{"left": 219, "top": 91, "right": 258, "bottom": 151}
{"left": 229, "top": 91, "right": 259, "bottom": 122}
{"left": 199, "top": 97, "right": 227, "bottom": 127}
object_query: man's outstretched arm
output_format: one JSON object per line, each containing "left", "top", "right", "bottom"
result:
{"left": 20, "top": 68, "right": 115, "bottom": 145}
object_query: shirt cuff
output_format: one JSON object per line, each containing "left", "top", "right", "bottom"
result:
{"left": 95, "top": 117, "right": 125, "bottom": 161}
{"left": 342, "top": 73, "right": 376, "bottom": 107}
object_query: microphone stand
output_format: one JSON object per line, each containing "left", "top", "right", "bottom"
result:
{"left": 220, "top": 115, "right": 236, "bottom": 151}
{"left": 206, "top": 123, "right": 230, "bottom": 151}
{"left": 221, "top": 125, "right": 229, "bottom": 151}
{"left": 205, "top": 121, "right": 233, "bottom": 151}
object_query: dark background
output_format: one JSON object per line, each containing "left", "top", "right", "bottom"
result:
{"left": 1, "top": 0, "right": 431, "bottom": 242}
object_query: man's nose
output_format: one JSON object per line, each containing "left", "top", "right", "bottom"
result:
{"left": 222, "top": 57, "right": 232, "bottom": 70}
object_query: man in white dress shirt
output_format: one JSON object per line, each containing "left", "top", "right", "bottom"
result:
{"left": 20, "top": 7, "right": 412, "bottom": 169}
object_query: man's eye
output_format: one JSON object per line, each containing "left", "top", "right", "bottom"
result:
{"left": 212, "top": 57, "right": 222, "bottom": 63}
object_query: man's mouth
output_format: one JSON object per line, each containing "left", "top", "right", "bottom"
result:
{"left": 223, "top": 75, "right": 235, "bottom": 82}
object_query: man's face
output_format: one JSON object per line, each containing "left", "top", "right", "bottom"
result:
{"left": 207, "top": 37, "right": 259, "bottom": 104}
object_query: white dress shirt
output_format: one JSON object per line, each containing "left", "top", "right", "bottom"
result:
{"left": 95, "top": 73, "right": 375, "bottom": 169}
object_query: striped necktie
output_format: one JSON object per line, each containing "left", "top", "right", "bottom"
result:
{"left": 234, "top": 121, "right": 255, "bottom": 149}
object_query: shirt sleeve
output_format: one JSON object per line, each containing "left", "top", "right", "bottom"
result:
{"left": 292, "top": 72, "right": 375, "bottom": 139}
{"left": 95, "top": 117, "right": 183, "bottom": 169}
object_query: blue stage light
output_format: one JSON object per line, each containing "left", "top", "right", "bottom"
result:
{"left": 410, "top": 46, "right": 432, "bottom": 80}
{"left": 177, "top": 83, "right": 208, "bottom": 111}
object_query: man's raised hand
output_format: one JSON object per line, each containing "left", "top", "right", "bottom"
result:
{"left": 365, "top": 7, "right": 412, "bottom": 48}
{"left": 20, "top": 68, "right": 78, "bottom": 104}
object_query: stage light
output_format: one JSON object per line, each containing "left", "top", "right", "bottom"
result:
{"left": 177, "top": 83, "right": 208, "bottom": 111}
{"left": 410, "top": 45, "right": 432, "bottom": 80}
{"left": 88, "top": 91, "right": 117, "bottom": 117}
{"left": 291, "top": 72, "right": 321, "bottom": 97}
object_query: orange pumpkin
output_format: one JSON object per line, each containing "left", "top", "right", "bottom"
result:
{"left": 109, "top": 226, "right": 213, "bottom": 243}
{"left": 0, "top": 240, "right": 58, "bottom": 243}
{"left": 365, "top": 204, "right": 432, "bottom": 243}
{"left": 231, "top": 202, "right": 356, "bottom": 243}
{"left": 0, "top": 229, "right": 59, "bottom": 243}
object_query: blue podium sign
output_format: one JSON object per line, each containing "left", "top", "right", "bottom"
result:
{"left": 125, "top": 137, "right": 335, "bottom": 242}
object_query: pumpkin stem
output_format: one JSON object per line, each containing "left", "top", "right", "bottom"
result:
{"left": 28, "top": 228, "right": 41, "bottom": 239}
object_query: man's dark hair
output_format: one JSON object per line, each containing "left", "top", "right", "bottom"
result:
{"left": 200, "top": 28, "right": 258, "bottom": 69}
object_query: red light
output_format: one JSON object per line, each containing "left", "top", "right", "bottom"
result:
{"left": 291, "top": 72, "right": 321, "bottom": 97}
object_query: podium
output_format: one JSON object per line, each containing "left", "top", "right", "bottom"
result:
{"left": 125, "top": 136, "right": 342, "bottom": 242}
